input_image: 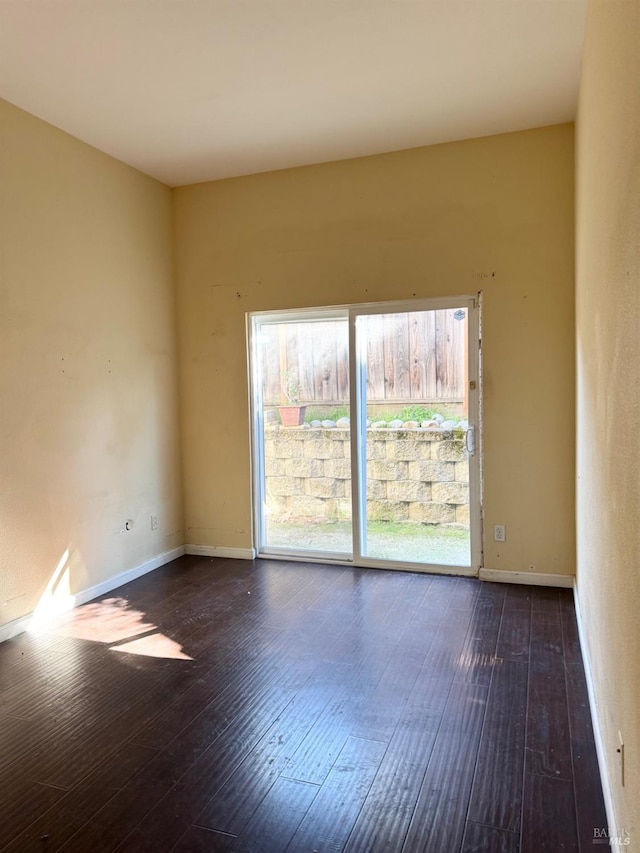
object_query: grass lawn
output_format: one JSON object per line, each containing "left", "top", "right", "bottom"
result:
{"left": 265, "top": 518, "right": 470, "bottom": 567}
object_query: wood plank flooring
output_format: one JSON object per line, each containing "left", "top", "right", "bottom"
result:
{"left": 0, "top": 556, "right": 607, "bottom": 852}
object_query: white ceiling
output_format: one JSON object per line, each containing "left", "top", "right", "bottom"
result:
{"left": 0, "top": 1, "right": 587, "bottom": 187}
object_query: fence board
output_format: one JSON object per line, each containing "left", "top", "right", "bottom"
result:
{"left": 260, "top": 311, "right": 465, "bottom": 406}
{"left": 382, "top": 314, "right": 395, "bottom": 398}
{"left": 335, "top": 321, "right": 350, "bottom": 404}
{"left": 261, "top": 325, "right": 281, "bottom": 405}
{"left": 300, "top": 324, "right": 317, "bottom": 403}
{"left": 366, "top": 315, "right": 385, "bottom": 401}
{"left": 284, "top": 327, "right": 299, "bottom": 400}
{"left": 425, "top": 310, "right": 438, "bottom": 399}
{"left": 409, "top": 312, "right": 426, "bottom": 400}
{"left": 392, "top": 313, "right": 411, "bottom": 400}
{"left": 435, "top": 311, "right": 448, "bottom": 399}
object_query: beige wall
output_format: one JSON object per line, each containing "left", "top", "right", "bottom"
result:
{"left": 0, "top": 100, "right": 183, "bottom": 631}
{"left": 174, "top": 124, "right": 576, "bottom": 574}
{"left": 576, "top": 0, "right": 640, "bottom": 838}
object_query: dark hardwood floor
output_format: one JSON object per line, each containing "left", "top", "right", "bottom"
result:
{"left": 0, "top": 556, "right": 606, "bottom": 852}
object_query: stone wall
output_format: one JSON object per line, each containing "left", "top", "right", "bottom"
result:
{"left": 264, "top": 427, "right": 469, "bottom": 527}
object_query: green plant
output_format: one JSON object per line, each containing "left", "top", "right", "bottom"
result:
{"left": 300, "top": 402, "right": 466, "bottom": 424}
{"left": 282, "top": 371, "right": 303, "bottom": 405}
{"left": 303, "top": 405, "right": 350, "bottom": 423}
{"left": 366, "top": 404, "right": 458, "bottom": 423}
{"left": 396, "top": 404, "right": 440, "bottom": 422}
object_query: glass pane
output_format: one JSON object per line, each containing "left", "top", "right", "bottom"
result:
{"left": 361, "top": 309, "right": 471, "bottom": 566}
{"left": 257, "top": 317, "right": 352, "bottom": 555}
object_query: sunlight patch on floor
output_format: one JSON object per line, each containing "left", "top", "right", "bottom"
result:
{"left": 30, "top": 587, "right": 193, "bottom": 661}
{"left": 110, "top": 632, "right": 193, "bottom": 660}
{"left": 50, "top": 597, "right": 156, "bottom": 644}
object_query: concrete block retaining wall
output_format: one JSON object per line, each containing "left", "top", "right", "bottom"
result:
{"left": 264, "top": 427, "right": 469, "bottom": 527}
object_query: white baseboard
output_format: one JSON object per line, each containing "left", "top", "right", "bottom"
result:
{"left": 0, "top": 545, "right": 186, "bottom": 645}
{"left": 479, "top": 568, "right": 574, "bottom": 588}
{"left": 573, "top": 581, "right": 618, "bottom": 838}
{"left": 185, "top": 544, "right": 256, "bottom": 560}
{"left": 74, "top": 545, "right": 186, "bottom": 606}
{"left": 0, "top": 613, "right": 33, "bottom": 645}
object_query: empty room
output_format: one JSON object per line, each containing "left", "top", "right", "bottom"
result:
{"left": 0, "top": 1, "right": 638, "bottom": 851}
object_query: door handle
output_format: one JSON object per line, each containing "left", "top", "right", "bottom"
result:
{"left": 465, "top": 426, "right": 476, "bottom": 455}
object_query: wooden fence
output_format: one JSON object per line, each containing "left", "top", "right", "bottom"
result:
{"left": 260, "top": 310, "right": 467, "bottom": 406}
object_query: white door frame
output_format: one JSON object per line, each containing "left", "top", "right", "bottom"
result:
{"left": 247, "top": 296, "right": 482, "bottom": 575}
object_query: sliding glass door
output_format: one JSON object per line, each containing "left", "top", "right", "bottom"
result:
{"left": 249, "top": 298, "right": 480, "bottom": 573}
{"left": 251, "top": 312, "right": 353, "bottom": 559}
{"left": 354, "top": 306, "right": 475, "bottom": 567}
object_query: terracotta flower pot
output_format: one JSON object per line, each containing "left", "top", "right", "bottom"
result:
{"left": 278, "top": 405, "right": 307, "bottom": 427}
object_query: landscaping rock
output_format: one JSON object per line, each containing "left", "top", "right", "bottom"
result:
{"left": 408, "top": 502, "right": 456, "bottom": 524}
{"left": 388, "top": 419, "right": 404, "bottom": 429}
{"left": 336, "top": 417, "right": 351, "bottom": 429}
{"left": 440, "top": 420, "right": 457, "bottom": 430}
{"left": 371, "top": 421, "right": 387, "bottom": 429}
{"left": 402, "top": 421, "right": 420, "bottom": 429}
{"left": 310, "top": 420, "right": 322, "bottom": 427}
{"left": 432, "top": 481, "right": 469, "bottom": 505}
{"left": 321, "top": 420, "right": 336, "bottom": 428}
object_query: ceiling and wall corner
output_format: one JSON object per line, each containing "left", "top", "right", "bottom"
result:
{"left": 0, "top": 0, "right": 587, "bottom": 186}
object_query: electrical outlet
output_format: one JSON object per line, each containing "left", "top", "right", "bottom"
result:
{"left": 151, "top": 514, "right": 158, "bottom": 531}
{"left": 617, "top": 731, "right": 625, "bottom": 787}
{"left": 494, "top": 524, "right": 506, "bottom": 542}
